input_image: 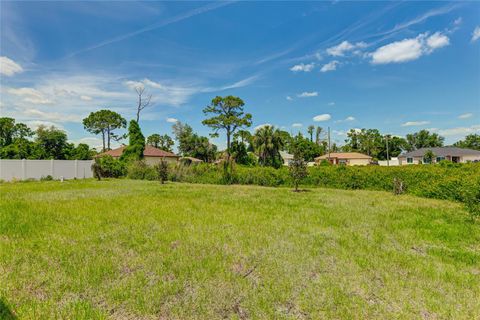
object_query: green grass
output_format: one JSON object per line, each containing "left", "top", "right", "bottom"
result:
{"left": 1, "top": 180, "right": 479, "bottom": 319}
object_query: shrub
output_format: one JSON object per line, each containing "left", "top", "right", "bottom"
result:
{"left": 96, "top": 155, "right": 126, "bottom": 178}
{"left": 127, "top": 161, "right": 158, "bottom": 181}
{"left": 40, "top": 175, "right": 54, "bottom": 181}
{"left": 154, "top": 159, "right": 169, "bottom": 184}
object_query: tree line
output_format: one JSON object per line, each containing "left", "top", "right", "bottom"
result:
{"left": 1, "top": 94, "right": 479, "bottom": 164}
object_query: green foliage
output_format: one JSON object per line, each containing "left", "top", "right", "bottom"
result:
{"left": 40, "top": 175, "right": 54, "bottom": 181}
{"left": 96, "top": 155, "right": 126, "bottom": 178}
{"left": 202, "top": 96, "right": 252, "bottom": 157}
{"left": 0, "top": 117, "right": 33, "bottom": 147}
{"left": 454, "top": 134, "right": 480, "bottom": 150}
{"left": 82, "top": 110, "right": 126, "bottom": 151}
{"left": 288, "top": 133, "right": 323, "bottom": 161}
{"left": 253, "top": 125, "right": 284, "bottom": 168}
{"left": 146, "top": 133, "right": 174, "bottom": 152}
{"left": 230, "top": 140, "right": 249, "bottom": 165}
{"left": 120, "top": 120, "right": 145, "bottom": 162}
{"left": 34, "top": 125, "right": 69, "bottom": 159}
{"left": 172, "top": 121, "right": 217, "bottom": 162}
{"left": 289, "top": 147, "right": 308, "bottom": 191}
{"left": 154, "top": 159, "right": 169, "bottom": 184}
{"left": 423, "top": 149, "right": 435, "bottom": 164}
{"left": 127, "top": 161, "right": 158, "bottom": 180}
{"left": 406, "top": 129, "right": 444, "bottom": 151}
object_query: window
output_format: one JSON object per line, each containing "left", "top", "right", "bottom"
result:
{"left": 407, "top": 157, "right": 413, "bottom": 164}
{"left": 436, "top": 156, "right": 445, "bottom": 162}
{"left": 339, "top": 159, "right": 348, "bottom": 165}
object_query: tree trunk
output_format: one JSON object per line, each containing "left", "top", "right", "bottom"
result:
{"left": 226, "top": 130, "right": 231, "bottom": 160}
{"left": 107, "top": 127, "right": 111, "bottom": 150}
{"left": 101, "top": 131, "right": 106, "bottom": 152}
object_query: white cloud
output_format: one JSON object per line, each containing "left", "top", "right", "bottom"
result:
{"left": 166, "top": 117, "right": 178, "bottom": 123}
{"left": 290, "top": 62, "right": 315, "bottom": 72}
{"left": 472, "top": 26, "right": 480, "bottom": 42}
{"left": 453, "top": 17, "right": 462, "bottom": 26}
{"left": 320, "top": 60, "right": 340, "bottom": 72}
{"left": 458, "top": 113, "right": 473, "bottom": 119}
{"left": 328, "top": 102, "right": 335, "bottom": 106}
{"left": 426, "top": 32, "right": 449, "bottom": 51}
{"left": 313, "top": 114, "right": 331, "bottom": 122}
{"left": 401, "top": 120, "right": 430, "bottom": 127}
{"left": 7, "top": 87, "right": 53, "bottom": 105}
{"left": 437, "top": 125, "right": 480, "bottom": 137}
{"left": 292, "top": 123, "right": 303, "bottom": 127}
{"left": 80, "top": 95, "right": 92, "bottom": 101}
{"left": 286, "top": 96, "right": 293, "bottom": 101}
{"left": 0, "top": 56, "right": 23, "bottom": 76}
{"left": 297, "top": 91, "right": 318, "bottom": 98}
{"left": 335, "top": 116, "right": 355, "bottom": 123}
{"left": 24, "top": 120, "right": 65, "bottom": 131}
{"left": 22, "top": 108, "right": 82, "bottom": 122}
{"left": 326, "top": 41, "right": 367, "bottom": 57}
{"left": 370, "top": 32, "right": 449, "bottom": 64}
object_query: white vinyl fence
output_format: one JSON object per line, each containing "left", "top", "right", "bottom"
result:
{"left": 0, "top": 159, "right": 94, "bottom": 181}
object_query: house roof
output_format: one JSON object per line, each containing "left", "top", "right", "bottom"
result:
{"left": 100, "top": 145, "right": 179, "bottom": 158}
{"left": 315, "top": 152, "right": 372, "bottom": 160}
{"left": 398, "top": 147, "right": 480, "bottom": 158}
{"left": 180, "top": 156, "right": 203, "bottom": 162}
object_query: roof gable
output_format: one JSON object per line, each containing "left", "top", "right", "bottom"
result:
{"left": 399, "top": 147, "right": 480, "bottom": 158}
{"left": 100, "top": 145, "right": 179, "bottom": 158}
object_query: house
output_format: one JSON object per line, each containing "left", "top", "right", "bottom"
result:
{"left": 180, "top": 156, "right": 203, "bottom": 164}
{"left": 398, "top": 147, "right": 480, "bottom": 165}
{"left": 100, "top": 145, "right": 180, "bottom": 165}
{"left": 315, "top": 152, "right": 372, "bottom": 166}
{"left": 279, "top": 151, "right": 294, "bottom": 166}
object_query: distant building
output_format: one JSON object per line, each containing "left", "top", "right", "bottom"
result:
{"left": 99, "top": 145, "right": 180, "bottom": 165}
{"left": 315, "top": 152, "right": 372, "bottom": 166}
{"left": 279, "top": 151, "right": 294, "bottom": 166}
{"left": 398, "top": 147, "right": 480, "bottom": 165}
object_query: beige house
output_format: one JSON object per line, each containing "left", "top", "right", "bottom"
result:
{"left": 398, "top": 147, "right": 480, "bottom": 165}
{"left": 315, "top": 152, "right": 372, "bottom": 166}
{"left": 100, "top": 145, "right": 180, "bottom": 165}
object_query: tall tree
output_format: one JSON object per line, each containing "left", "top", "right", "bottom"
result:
{"left": 35, "top": 125, "right": 69, "bottom": 159}
{"left": 134, "top": 86, "right": 152, "bottom": 122}
{"left": 146, "top": 133, "right": 174, "bottom": 152}
{"left": 288, "top": 133, "right": 323, "bottom": 161}
{"left": 406, "top": 130, "right": 444, "bottom": 151}
{"left": 253, "top": 125, "right": 284, "bottom": 168}
{"left": 202, "top": 96, "right": 252, "bottom": 159}
{"left": 307, "top": 125, "right": 315, "bottom": 142}
{"left": 83, "top": 110, "right": 126, "bottom": 151}
{"left": 0, "top": 117, "right": 33, "bottom": 147}
{"left": 454, "top": 134, "right": 480, "bottom": 150}
{"left": 289, "top": 145, "right": 308, "bottom": 192}
{"left": 315, "top": 126, "right": 323, "bottom": 145}
{"left": 120, "top": 120, "right": 145, "bottom": 162}
{"left": 172, "top": 121, "right": 194, "bottom": 156}
{"left": 172, "top": 121, "right": 217, "bottom": 161}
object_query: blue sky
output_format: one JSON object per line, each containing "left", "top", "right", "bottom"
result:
{"left": 1, "top": 1, "right": 479, "bottom": 149}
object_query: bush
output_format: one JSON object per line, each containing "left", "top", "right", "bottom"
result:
{"left": 96, "top": 155, "right": 126, "bottom": 178}
{"left": 127, "top": 161, "right": 158, "bottom": 181}
{"left": 40, "top": 175, "right": 54, "bottom": 181}
{"left": 154, "top": 159, "right": 169, "bottom": 184}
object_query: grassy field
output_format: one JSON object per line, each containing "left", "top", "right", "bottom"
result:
{"left": 1, "top": 180, "right": 479, "bottom": 319}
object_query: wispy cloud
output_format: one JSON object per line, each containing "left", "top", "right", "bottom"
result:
{"left": 0, "top": 56, "right": 23, "bottom": 76}
{"left": 313, "top": 114, "right": 331, "bottom": 122}
{"left": 292, "top": 123, "right": 303, "bottom": 128}
{"left": 290, "top": 62, "right": 315, "bottom": 72}
{"left": 335, "top": 116, "right": 355, "bottom": 123}
{"left": 472, "top": 26, "right": 480, "bottom": 42}
{"left": 65, "top": 1, "right": 235, "bottom": 58}
{"left": 297, "top": 91, "right": 318, "bottom": 98}
{"left": 320, "top": 60, "right": 340, "bottom": 72}
{"left": 166, "top": 117, "right": 178, "bottom": 123}
{"left": 286, "top": 96, "right": 293, "bottom": 101}
{"left": 436, "top": 125, "right": 480, "bottom": 137}
{"left": 401, "top": 121, "right": 430, "bottom": 127}
{"left": 458, "top": 113, "right": 473, "bottom": 119}
{"left": 326, "top": 41, "right": 367, "bottom": 57}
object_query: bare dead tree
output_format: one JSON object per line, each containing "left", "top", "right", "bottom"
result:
{"left": 135, "top": 86, "right": 152, "bottom": 122}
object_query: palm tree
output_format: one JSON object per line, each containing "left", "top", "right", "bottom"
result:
{"left": 253, "top": 125, "right": 284, "bottom": 167}
{"left": 234, "top": 129, "right": 252, "bottom": 144}
{"left": 315, "top": 126, "right": 323, "bottom": 145}
{"left": 307, "top": 125, "right": 315, "bottom": 142}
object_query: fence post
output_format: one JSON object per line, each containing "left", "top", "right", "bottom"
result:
{"left": 74, "top": 160, "right": 78, "bottom": 179}
{"left": 51, "top": 159, "right": 54, "bottom": 177}
{"left": 22, "top": 159, "right": 26, "bottom": 180}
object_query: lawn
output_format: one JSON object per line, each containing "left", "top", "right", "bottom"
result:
{"left": 1, "top": 180, "right": 479, "bottom": 319}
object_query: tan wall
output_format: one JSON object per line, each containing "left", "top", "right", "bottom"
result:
{"left": 144, "top": 156, "right": 178, "bottom": 166}
{"left": 347, "top": 158, "right": 370, "bottom": 166}
{"left": 399, "top": 156, "right": 423, "bottom": 165}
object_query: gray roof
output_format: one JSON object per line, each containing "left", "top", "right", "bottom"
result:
{"left": 399, "top": 147, "right": 480, "bottom": 158}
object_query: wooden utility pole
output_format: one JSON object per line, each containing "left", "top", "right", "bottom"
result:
{"left": 385, "top": 135, "right": 390, "bottom": 167}
{"left": 328, "top": 127, "right": 331, "bottom": 162}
